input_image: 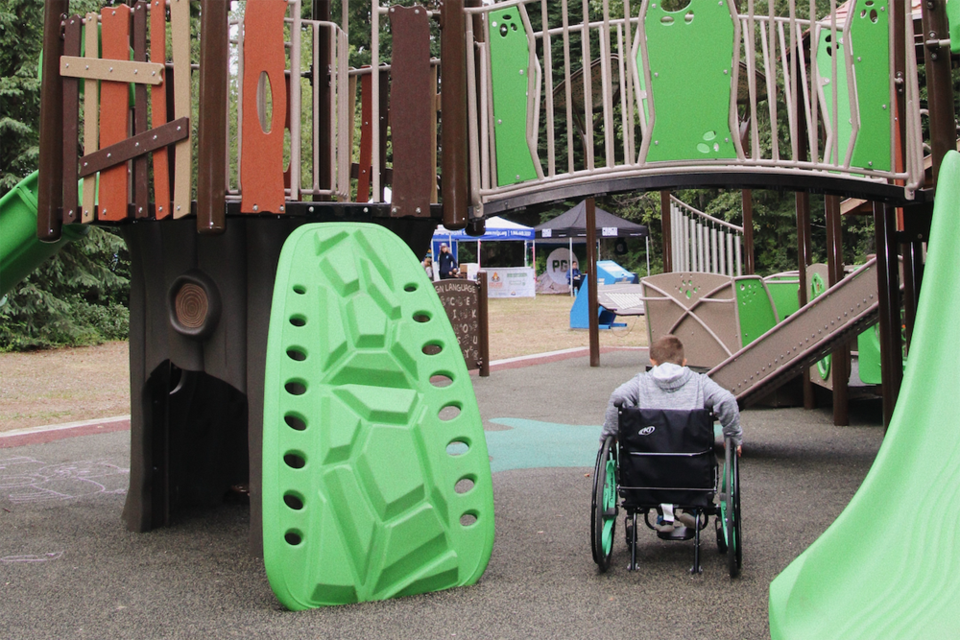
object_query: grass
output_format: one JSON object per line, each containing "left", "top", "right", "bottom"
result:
{"left": 0, "top": 294, "right": 647, "bottom": 432}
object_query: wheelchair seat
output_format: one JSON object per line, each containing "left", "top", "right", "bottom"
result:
{"left": 591, "top": 405, "right": 741, "bottom": 577}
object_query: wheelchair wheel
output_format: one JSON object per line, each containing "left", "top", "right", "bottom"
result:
{"left": 720, "top": 445, "right": 742, "bottom": 577}
{"left": 591, "top": 436, "right": 618, "bottom": 571}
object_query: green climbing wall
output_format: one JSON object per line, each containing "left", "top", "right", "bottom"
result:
{"left": 262, "top": 223, "right": 495, "bottom": 610}
{"left": 488, "top": 6, "right": 540, "bottom": 186}
{"left": 639, "top": 0, "right": 738, "bottom": 162}
{"left": 817, "top": 0, "right": 892, "bottom": 172}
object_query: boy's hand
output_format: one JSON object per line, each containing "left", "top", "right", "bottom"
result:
{"left": 737, "top": 445, "right": 742, "bottom": 457}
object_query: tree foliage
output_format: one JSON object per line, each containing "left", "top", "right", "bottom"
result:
{"left": 1, "top": 0, "right": 129, "bottom": 351}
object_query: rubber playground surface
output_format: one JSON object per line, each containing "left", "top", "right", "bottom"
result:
{"left": 0, "top": 349, "right": 884, "bottom": 639}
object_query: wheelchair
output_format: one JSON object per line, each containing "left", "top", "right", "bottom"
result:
{"left": 591, "top": 406, "right": 741, "bottom": 576}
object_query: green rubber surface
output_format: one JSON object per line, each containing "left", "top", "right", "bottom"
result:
{"left": 734, "top": 277, "right": 777, "bottom": 347}
{"left": 262, "top": 223, "right": 494, "bottom": 610}
{"left": 769, "top": 151, "right": 960, "bottom": 640}
{"left": 0, "top": 171, "right": 89, "bottom": 297}
{"left": 488, "top": 6, "right": 539, "bottom": 186}
{"left": 640, "top": 0, "right": 737, "bottom": 162}
{"left": 817, "top": 0, "right": 892, "bottom": 171}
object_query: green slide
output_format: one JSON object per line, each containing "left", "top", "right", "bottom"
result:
{"left": 262, "top": 223, "right": 495, "bottom": 609}
{"left": 0, "top": 171, "right": 88, "bottom": 297}
{"left": 769, "top": 151, "right": 960, "bottom": 639}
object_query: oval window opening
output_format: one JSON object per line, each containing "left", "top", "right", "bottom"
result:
{"left": 257, "top": 71, "right": 273, "bottom": 134}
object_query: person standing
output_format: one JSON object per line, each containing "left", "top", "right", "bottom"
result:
{"left": 438, "top": 243, "right": 457, "bottom": 279}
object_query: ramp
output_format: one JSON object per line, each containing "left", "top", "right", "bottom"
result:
{"left": 768, "top": 151, "right": 960, "bottom": 639}
{"left": 707, "top": 258, "right": 879, "bottom": 406}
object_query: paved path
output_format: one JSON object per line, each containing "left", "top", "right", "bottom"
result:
{"left": 0, "top": 349, "right": 885, "bottom": 639}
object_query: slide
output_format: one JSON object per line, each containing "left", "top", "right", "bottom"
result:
{"left": 768, "top": 151, "right": 960, "bottom": 639}
{"left": 0, "top": 171, "right": 88, "bottom": 297}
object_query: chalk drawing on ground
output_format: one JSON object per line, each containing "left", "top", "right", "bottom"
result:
{"left": 0, "top": 456, "right": 129, "bottom": 504}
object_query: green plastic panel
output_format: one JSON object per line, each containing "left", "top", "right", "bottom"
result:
{"left": 488, "top": 7, "right": 539, "bottom": 186}
{"left": 262, "top": 223, "right": 495, "bottom": 610}
{"left": 950, "top": 0, "right": 960, "bottom": 54}
{"left": 856, "top": 324, "right": 882, "bottom": 385}
{"left": 734, "top": 276, "right": 778, "bottom": 347}
{"left": 0, "top": 171, "right": 89, "bottom": 297}
{"left": 764, "top": 276, "right": 801, "bottom": 321}
{"left": 816, "top": 0, "right": 892, "bottom": 171}
{"left": 769, "top": 151, "right": 960, "bottom": 640}
{"left": 639, "top": 0, "right": 737, "bottom": 162}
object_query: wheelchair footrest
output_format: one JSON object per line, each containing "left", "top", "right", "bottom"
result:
{"left": 657, "top": 526, "right": 696, "bottom": 541}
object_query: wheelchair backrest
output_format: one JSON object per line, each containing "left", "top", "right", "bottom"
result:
{"left": 617, "top": 407, "right": 716, "bottom": 507}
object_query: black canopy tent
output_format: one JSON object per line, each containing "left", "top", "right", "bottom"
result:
{"left": 534, "top": 200, "right": 649, "bottom": 239}
{"left": 534, "top": 201, "right": 650, "bottom": 293}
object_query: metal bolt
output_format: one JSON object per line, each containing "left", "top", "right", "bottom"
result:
{"left": 253, "top": 205, "right": 259, "bottom": 211}
{"left": 279, "top": 205, "right": 285, "bottom": 212}
{"left": 308, "top": 206, "right": 315, "bottom": 212}
{"left": 109, "top": 67, "right": 114, "bottom": 72}
{"left": 177, "top": 205, "right": 181, "bottom": 211}
{"left": 416, "top": 207, "right": 421, "bottom": 213}
{"left": 519, "top": 69, "right": 524, "bottom": 75}
{"left": 159, "top": 206, "right": 163, "bottom": 212}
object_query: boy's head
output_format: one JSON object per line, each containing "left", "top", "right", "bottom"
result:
{"left": 649, "top": 335, "right": 686, "bottom": 366}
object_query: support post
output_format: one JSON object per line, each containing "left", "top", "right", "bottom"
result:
{"left": 197, "top": 0, "right": 228, "bottom": 235}
{"left": 660, "top": 190, "right": 672, "bottom": 273}
{"left": 741, "top": 190, "right": 755, "bottom": 275}
{"left": 586, "top": 198, "right": 600, "bottom": 367}
{"left": 920, "top": 0, "right": 956, "bottom": 186}
{"left": 796, "top": 191, "right": 815, "bottom": 409}
{"left": 37, "top": 0, "right": 69, "bottom": 241}
{"left": 313, "top": 0, "right": 331, "bottom": 201}
{"left": 440, "top": 0, "right": 469, "bottom": 230}
{"left": 478, "top": 271, "right": 490, "bottom": 377}
{"left": 825, "top": 194, "right": 849, "bottom": 426}
{"left": 874, "top": 202, "right": 903, "bottom": 429}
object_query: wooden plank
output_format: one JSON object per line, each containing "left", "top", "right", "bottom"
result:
{"left": 60, "top": 56, "right": 165, "bottom": 85}
{"left": 150, "top": 0, "right": 171, "bottom": 219}
{"left": 79, "top": 118, "right": 190, "bottom": 177}
{"left": 240, "top": 0, "right": 288, "bottom": 214}
{"left": 62, "top": 16, "right": 82, "bottom": 225}
{"left": 98, "top": 5, "right": 132, "bottom": 222}
{"left": 170, "top": 0, "right": 192, "bottom": 218}
{"left": 388, "top": 6, "right": 432, "bottom": 217}
{"left": 81, "top": 12, "right": 99, "bottom": 223}
{"left": 197, "top": 0, "right": 228, "bottom": 233}
{"left": 133, "top": 1, "right": 149, "bottom": 218}
{"left": 37, "top": 0, "right": 68, "bottom": 241}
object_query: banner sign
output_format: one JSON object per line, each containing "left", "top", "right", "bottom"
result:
{"left": 485, "top": 267, "right": 536, "bottom": 298}
{"left": 434, "top": 279, "right": 481, "bottom": 369}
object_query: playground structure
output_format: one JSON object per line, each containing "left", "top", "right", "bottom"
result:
{"left": 0, "top": 0, "right": 953, "bottom": 621}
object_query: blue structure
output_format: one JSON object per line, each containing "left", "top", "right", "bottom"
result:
{"left": 596, "top": 260, "right": 638, "bottom": 285}
{"left": 570, "top": 279, "right": 626, "bottom": 329}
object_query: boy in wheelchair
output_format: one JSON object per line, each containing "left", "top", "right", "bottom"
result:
{"left": 593, "top": 335, "right": 743, "bottom": 575}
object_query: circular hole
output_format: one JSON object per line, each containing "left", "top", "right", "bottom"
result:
{"left": 446, "top": 440, "right": 469, "bottom": 456}
{"left": 439, "top": 404, "right": 461, "bottom": 421}
{"left": 684, "top": 11, "right": 694, "bottom": 23}
{"left": 460, "top": 512, "right": 478, "bottom": 527}
{"left": 422, "top": 342, "right": 443, "bottom": 355}
{"left": 404, "top": 283, "right": 418, "bottom": 292}
{"left": 292, "top": 284, "right": 306, "bottom": 295}
{"left": 869, "top": 8, "right": 878, "bottom": 22}
{"left": 289, "top": 315, "right": 306, "bottom": 327}
{"left": 499, "top": 23, "right": 508, "bottom": 37}
{"left": 455, "top": 477, "right": 475, "bottom": 494}
{"left": 413, "top": 312, "right": 431, "bottom": 323}
{"left": 283, "top": 493, "right": 304, "bottom": 510}
{"left": 284, "top": 452, "right": 306, "bottom": 469}
{"left": 286, "top": 348, "right": 307, "bottom": 362}
{"left": 285, "top": 380, "right": 307, "bottom": 396}
{"left": 284, "top": 413, "right": 306, "bottom": 431}
{"left": 697, "top": 143, "right": 711, "bottom": 154}
{"left": 284, "top": 530, "right": 303, "bottom": 546}
{"left": 660, "top": 15, "right": 674, "bottom": 24}
{"left": 430, "top": 373, "right": 454, "bottom": 388}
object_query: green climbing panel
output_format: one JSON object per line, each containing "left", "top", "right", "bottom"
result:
{"left": 856, "top": 324, "right": 882, "bottom": 385}
{"left": 949, "top": 0, "right": 960, "bottom": 54}
{"left": 816, "top": 0, "right": 892, "bottom": 172}
{"left": 262, "top": 223, "right": 495, "bottom": 610}
{"left": 764, "top": 275, "right": 801, "bottom": 321}
{"left": 639, "top": 0, "right": 738, "bottom": 162}
{"left": 488, "top": 6, "right": 540, "bottom": 186}
{"left": 734, "top": 276, "right": 778, "bottom": 347}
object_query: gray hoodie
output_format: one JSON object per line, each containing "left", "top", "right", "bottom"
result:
{"left": 600, "top": 362, "right": 742, "bottom": 445}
